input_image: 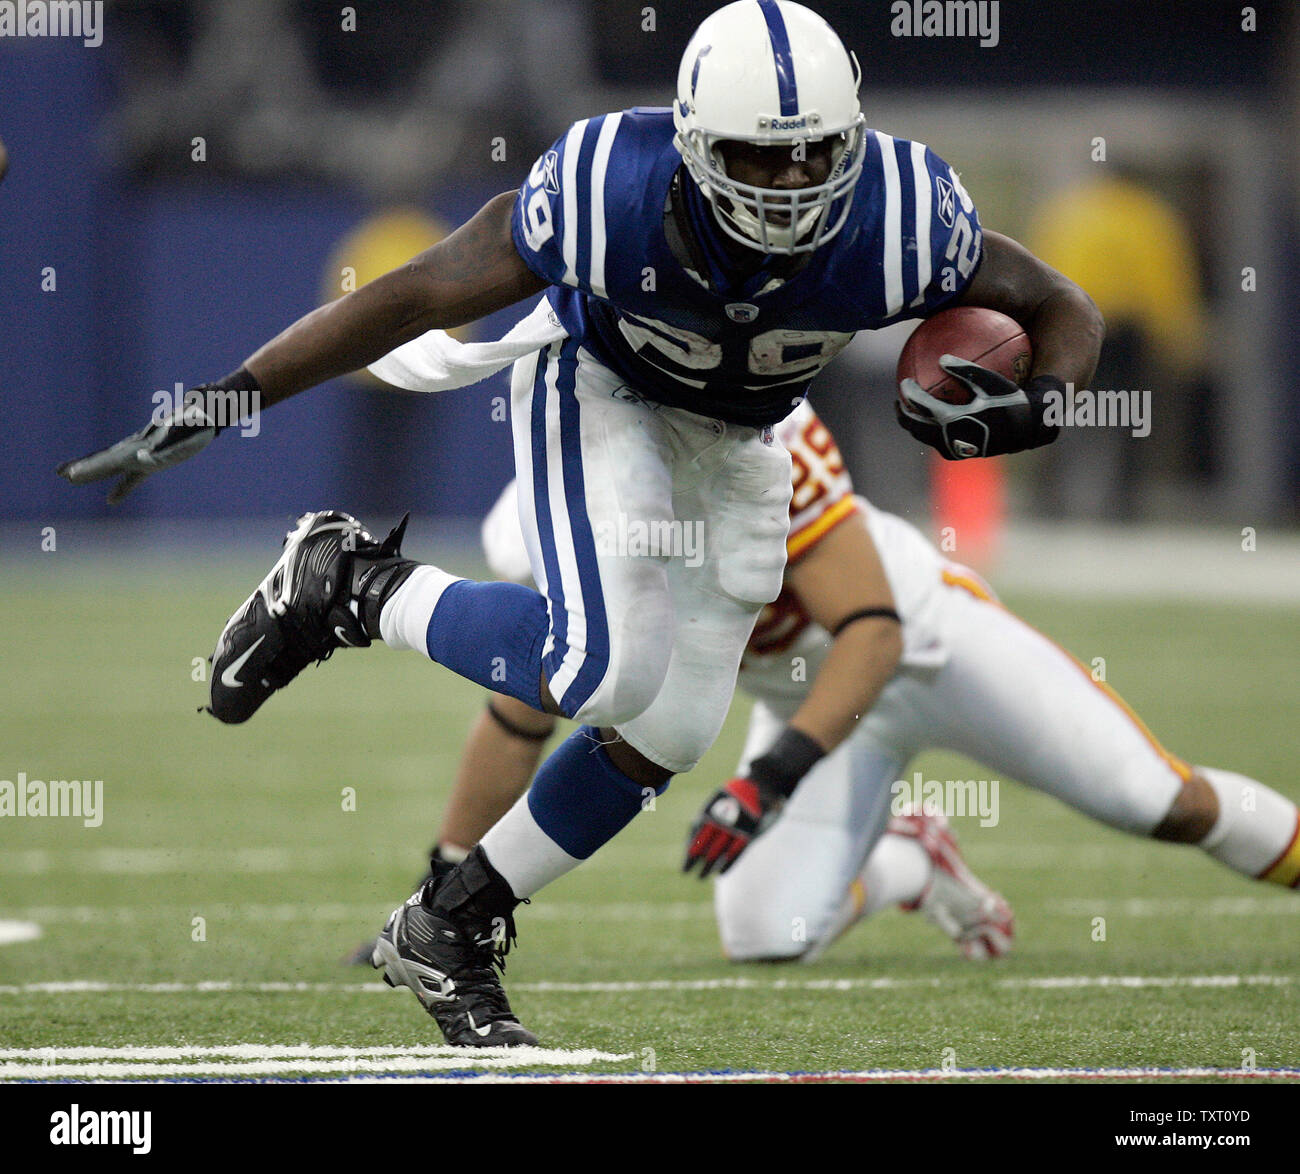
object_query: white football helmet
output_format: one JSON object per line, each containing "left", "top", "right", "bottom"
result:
{"left": 672, "top": 0, "right": 866, "bottom": 255}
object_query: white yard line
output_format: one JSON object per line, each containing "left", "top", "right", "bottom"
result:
{"left": 8, "top": 894, "right": 1298, "bottom": 924}
{"left": 1007, "top": 975, "right": 1292, "bottom": 989}
{"left": 1, "top": 1042, "right": 1292, "bottom": 1083}
{"left": 0, "top": 1045, "right": 634, "bottom": 1080}
{"left": 8, "top": 903, "right": 394, "bottom": 923}
{"left": 1, "top": 901, "right": 713, "bottom": 922}
{"left": 0, "top": 1044, "right": 627, "bottom": 1061}
{"left": 1046, "top": 896, "right": 1300, "bottom": 916}
{"left": 333, "top": 1067, "right": 1300, "bottom": 1084}
{"left": 1, "top": 1061, "right": 1296, "bottom": 1083}
{"left": 1, "top": 849, "right": 297, "bottom": 875}
{"left": 0, "top": 920, "right": 41, "bottom": 945}
{"left": 0, "top": 974, "right": 1289, "bottom": 997}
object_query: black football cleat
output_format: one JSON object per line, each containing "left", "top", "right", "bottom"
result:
{"left": 372, "top": 847, "right": 537, "bottom": 1048}
{"left": 343, "top": 848, "right": 456, "bottom": 967}
{"left": 208, "top": 510, "right": 416, "bottom": 724}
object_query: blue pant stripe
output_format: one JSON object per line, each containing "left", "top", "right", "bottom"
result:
{"left": 555, "top": 341, "right": 610, "bottom": 711}
{"left": 529, "top": 339, "right": 611, "bottom": 717}
{"left": 530, "top": 344, "right": 568, "bottom": 670}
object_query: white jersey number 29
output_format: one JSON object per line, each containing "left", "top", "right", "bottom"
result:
{"left": 619, "top": 313, "right": 852, "bottom": 387}
{"left": 521, "top": 156, "right": 557, "bottom": 251}
{"left": 945, "top": 212, "right": 981, "bottom": 280}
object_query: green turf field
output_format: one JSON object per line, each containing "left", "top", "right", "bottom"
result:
{"left": 2, "top": 550, "right": 1297, "bottom": 1083}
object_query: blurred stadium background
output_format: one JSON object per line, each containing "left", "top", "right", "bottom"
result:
{"left": 1, "top": 1, "right": 1299, "bottom": 1085}
{"left": 1, "top": 0, "right": 1298, "bottom": 541}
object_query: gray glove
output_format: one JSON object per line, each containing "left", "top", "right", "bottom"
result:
{"left": 57, "top": 396, "right": 218, "bottom": 504}
{"left": 58, "top": 367, "right": 260, "bottom": 503}
{"left": 896, "top": 355, "right": 1063, "bottom": 460}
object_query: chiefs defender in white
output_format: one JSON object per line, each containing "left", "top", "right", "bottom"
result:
{"left": 697, "top": 413, "right": 1300, "bottom": 961}
{"left": 412, "top": 402, "right": 1300, "bottom": 964}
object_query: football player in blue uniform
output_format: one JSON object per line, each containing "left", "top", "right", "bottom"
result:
{"left": 59, "top": 1, "right": 1103, "bottom": 1046}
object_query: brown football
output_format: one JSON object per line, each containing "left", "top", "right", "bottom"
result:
{"left": 897, "top": 306, "right": 1032, "bottom": 406}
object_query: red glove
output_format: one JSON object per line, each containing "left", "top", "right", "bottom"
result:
{"left": 683, "top": 777, "right": 784, "bottom": 878}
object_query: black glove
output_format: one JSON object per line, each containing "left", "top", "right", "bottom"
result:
{"left": 57, "top": 370, "right": 258, "bottom": 503}
{"left": 897, "top": 356, "right": 1063, "bottom": 460}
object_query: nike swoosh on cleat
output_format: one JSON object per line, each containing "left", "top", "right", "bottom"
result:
{"left": 465, "top": 1013, "right": 493, "bottom": 1038}
{"left": 220, "top": 635, "right": 267, "bottom": 688}
{"left": 334, "top": 626, "right": 363, "bottom": 647}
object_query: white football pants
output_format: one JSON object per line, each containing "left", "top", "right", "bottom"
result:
{"left": 511, "top": 337, "right": 791, "bottom": 773}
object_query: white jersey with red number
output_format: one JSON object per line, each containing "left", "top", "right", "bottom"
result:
{"left": 736, "top": 401, "right": 949, "bottom": 717}
{"left": 714, "top": 424, "right": 1205, "bottom": 963}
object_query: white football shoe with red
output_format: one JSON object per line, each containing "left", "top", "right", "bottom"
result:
{"left": 890, "top": 808, "right": 1014, "bottom": 960}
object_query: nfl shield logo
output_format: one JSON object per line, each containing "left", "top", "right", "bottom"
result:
{"left": 725, "top": 302, "right": 759, "bottom": 323}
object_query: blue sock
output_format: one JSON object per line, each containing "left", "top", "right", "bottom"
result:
{"left": 425, "top": 580, "right": 548, "bottom": 710}
{"left": 527, "top": 727, "right": 670, "bottom": 859}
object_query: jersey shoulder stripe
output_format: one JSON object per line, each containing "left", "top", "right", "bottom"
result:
{"left": 558, "top": 113, "right": 626, "bottom": 297}
{"left": 558, "top": 119, "right": 586, "bottom": 289}
{"left": 907, "top": 139, "right": 934, "bottom": 308}
{"left": 515, "top": 110, "right": 662, "bottom": 303}
{"left": 587, "top": 115, "right": 623, "bottom": 299}
{"left": 843, "top": 131, "right": 983, "bottom": 325}
{"left": 872, "top": 130, "right": 907, "bottom": 318}
{"left": 789, "top": 495, "right": 858, "bottom": 561}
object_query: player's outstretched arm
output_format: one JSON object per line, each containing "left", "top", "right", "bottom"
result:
{"left": 245, "top": 192, "right": 547, "bottom": 405}
{"left": 684, "top": 512, "right": 903, "bottom": 877}
{"left": 58, "top": 192, "right": 547, "bottom": 501}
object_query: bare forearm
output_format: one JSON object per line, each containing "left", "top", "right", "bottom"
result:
{"left": 1023, "top": 284, "right": 1105, "bottom": 388}
{"left": 788, "top": 621, "right": 903, "bottom": 752}
{"left": 244, "top": 267, "right": 445, "bottom": 405}
{"left": 242, "top": 191, "right": 545, "bottom": 406}
{"left": 960, "top": 230, "right": 1105, "bottom": 390}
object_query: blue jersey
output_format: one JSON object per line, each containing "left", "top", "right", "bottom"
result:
{"left": 511, "top": 107, "right": 983, "bottom": 428}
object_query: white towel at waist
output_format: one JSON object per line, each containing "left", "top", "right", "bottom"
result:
{"left": 366, "top": 297, "right": 567, "bottom": 394}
